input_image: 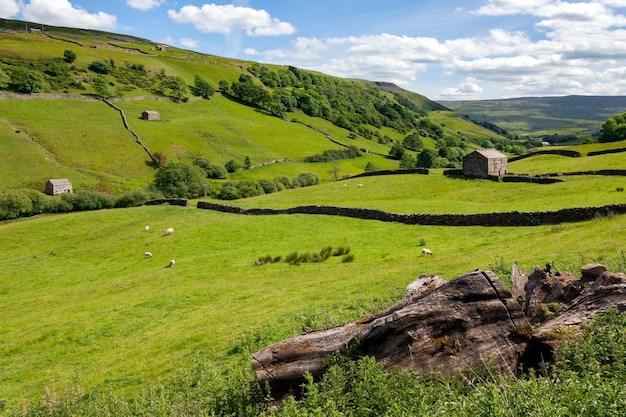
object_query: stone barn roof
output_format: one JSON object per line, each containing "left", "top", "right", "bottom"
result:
{"left": 473, "top": 149, "right": 507, "bottom": 159}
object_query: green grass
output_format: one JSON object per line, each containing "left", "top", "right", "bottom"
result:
{"left": 2, "top": 202, "right": 626, "bottom": 410}
{"left": 219, "top": 169, "right": 626, "bottom": 214}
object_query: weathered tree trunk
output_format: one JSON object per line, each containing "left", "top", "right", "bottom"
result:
{"left": 252, "top": 270, "right": 530, "bottom": 400}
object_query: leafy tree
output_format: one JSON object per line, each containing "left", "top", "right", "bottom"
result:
{"left": 364, "top": 161, "right": 377, "bottom": 172}
{"left": 416, "top": 149, "right": 438, "bottom": 168}
{"left": 224, "top": 159, "right": 239, "bottom": 173}
{"left": 152, "top": 152, "right": 168, "bottom": 168}
{"left": 11, "top": 68, "right": 45, "bottom": 93}
{"left": 292, "top": 172, "right": 320, "bottom": 187}
{"left": 153, "top": 162, "right": 206, "bottom": 198}
{"left": 193, "top": 75, "right": 215, "bottom": 98}
{"left": 399, "top": 152, "right": 416, "bottom": 168}
{"left": 218, "top": 79, "right": 230, "bottom": 94}
{"left": 599, "top": 112, "right": 626, "bottom": 143}
{"left": 0, "top": 67, "right": 9, "bottom": 90}
{"left": 0, "top": 190, "right": 32, "bottom": 219}
{"left": 205, "top": 164, "right": 227, "bottom": 179}
{"left": 92, "top": 76, "right": 113, "bottom": 98}
{"left": 168, "top": 75, "right": 188, "bottom": 102}
{"left": 192, "top": 156, "right": 212, "bottom": 173}
{"left": 244, "top": 156, "right": 251, "bottom": 169}
{"left": 218, "top": 181, "right": 240, "bottom": 200}
{"left": 88, "top": 61, "right": 111, "bottom": 74}
{"left": 63, "top": 49, "right": 77, "bottom": 63}
{"left": 402, "top": 132, "right": 424, "bottom": 151}
{"left": 258, "top": 179, "right": 277, "bottom": 194}
{"left": 388, "top": 143, "right": 405, "bottom": 160}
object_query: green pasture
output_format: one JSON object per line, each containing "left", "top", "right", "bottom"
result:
{"left": 218, "top": 169, "right": 626, "bottom": 214}
{"left": 2, "top": 202, "right": 626, "bottom": 410}
{"left": 508, "top": 147, "right": 626, "bottom": 174}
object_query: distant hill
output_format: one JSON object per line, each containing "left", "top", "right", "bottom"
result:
{"left": 440, "top": 95, "right": 626, "bottom": 138}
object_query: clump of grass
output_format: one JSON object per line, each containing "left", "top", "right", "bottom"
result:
{"left": 333, "top": 246, "right": 351, "bottom": 256}
{"left": 419, "top": 238, "right": 427, "bottom": 246}
{"left": 341, "top": 254, "right": 355, "bottom": 263}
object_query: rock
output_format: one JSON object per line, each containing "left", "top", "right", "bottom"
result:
{"left": 581, "top": 263, "right": 607, "bottom": 282}
{"left": 522, "top": 269, "right": 583, "bottom": 323}
{"left": 252, "top": 270, "right": 530, "bottom": 400}
{"left": 405, "top": 274, "right": 446, "bottom": 298}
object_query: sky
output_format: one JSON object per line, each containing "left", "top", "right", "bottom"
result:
{"left": 2, "top": 0, "right": 626, "bottom": 100}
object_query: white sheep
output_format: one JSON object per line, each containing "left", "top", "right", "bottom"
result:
{"left": 144, "top": 251, "right": 153, "bottom": 258}
{"left": 358, "top": 184, "right": 363, "bottom": 188}
{"left": 168, "top": 259, "right": 176, "bottom": 267}
{"left": 164, "top": 227, "right": 174, "bottom": 235}
{"left": 421, "top": 248, "right": 433, "bottom": 256}
{"left": 343, "top": 184, "right": 348, "bottom": 188}
{"left": 144, "top": 226, "right": 150, "bottom": 232}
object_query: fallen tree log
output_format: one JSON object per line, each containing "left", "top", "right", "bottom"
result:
{"left": 252, "top": 270, "right": 530, "bottom": 400}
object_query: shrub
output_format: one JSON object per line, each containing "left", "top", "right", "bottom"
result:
{"left": 115, "top": 190, "right": 152, "bottom": 208}
{"left": 88, "top": 60, "right": 111, "bottom": 74}
{"left": 274, "top": 175, "right": 292, "bottom": 189}
{"left": 63, "top": 49, "right": 77, "bottom": 63}
{"left": 218, "top": 182, "right": 240, "bottom": 200}
{"left": 364, "top": 161, "right": 377, "bottom": 172}
{"left": 292, "top": 172, "right": 320, "bottom": 188}
{"left": 0, "top": 190, "right": 33, "bottom": 219}
{"left": 205, "top": 164, "right": 227, "bottom": 179}
{"left": 224, "top": 159, "right": 239, "bottom": 173}
{"left": 258, "top": 179, "right": 277, "bottom": 194}
{"left": 236, "top": 181, "right": 265, "bottom": 199}
{"left": 153, "top": 162, "right": 206, "bottom": 198}
{"left": 62, "top": 191, "right": 115, "bottom": 211}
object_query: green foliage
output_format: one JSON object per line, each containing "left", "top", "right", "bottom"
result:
{"left": 88, "top": 60, "right": 111, "bottom": 74}
{"left": 11, "top": 67, "right": 44, "bottom": 93}
{"left": 193, "top": 74, "right": 215, "bottom": 98}
{"left": 225, "top": 159, "right": 239, "bottom": 173}
{"left": 0, "top": 67, "right": 9, "bottom": 89}
{"left": 416, "top": 149, "right": 437, "bottom": 168}
{"left": 364, "top": 161, "right": 377, "bottom": 172}
{"left": 92, "top": 75, "right": 113, "bottom": 98}
{"left": 599, "top": 112, "right": 626, "bottom": 143}
{"left": 292, "top": 172, "right": 320, "bottom": 187}
{"left": 0, "top": 189, "right": 33, "bottom": 219}
{"left": 304, "top": 146, "right": 362, "bottom": 162}
{"left": 399, "top": 152, "right": 416, "bottom": 168}
{"left": 402, "top": 132, "right": 424, "bottom": 151}
{"left": 62, "top": 49, "right": 76, "bottom": 64}
{"left": 114, "top": 189, "right": 162, "bottom": 208}
{"left": 258, "top": 179, "right": 277, "bottom": 194}
{"left": 153, "top": 161, "right": 206, "bottom": 198}
{"left": 274, "top": 175, "right": 293, "bottom": 189}
{"left": 388, "top": 143, "right": 405, "bottom": 160}
{"left": 61, "top": 191, "right": 115, "bottom": 211}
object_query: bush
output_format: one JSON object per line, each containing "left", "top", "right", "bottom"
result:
{"left": 218, "top": 182, "right": 240, "bottom": 200}
{"left": 88, "top": 60, "right": 111, "bottom": 74}
{"left": 115, "top": 190, "right": 152, "bottom": 208}
{"left": 236, "top": 181, "right": 265, "bottom": 199}
{"left": 258, "top": 179, "right": 277, "bottom": 194}
{"left": 62, "top": 191, "right": 115, "bottom": 211}
{"left": 153, "top": 162, "right": 206, "bottom": 198}
{"left": 0, "top": 190, "right": 33, "bottom": 220}
{"left": 224, "top": 159, "right": 239, "bottom": 173}
{"left": 292, "top": 172, "right": 320, "bottom": 188}
{"left": 205, "top": 164, "right": 227, "bottom": 179}
{"left": 274, "top": 175, "right": 292, "bottom": 189}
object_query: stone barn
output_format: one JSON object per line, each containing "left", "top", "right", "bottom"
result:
{"left": 45, "top": 179, "right": 72, "bottom": 196}
{"left": 462, "top": 149, "right": 508, "bottom": 178}
{"left": 141, "top": 110, "right": 160, "bottom": 121}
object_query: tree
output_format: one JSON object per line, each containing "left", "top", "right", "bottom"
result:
{"left": 153, "top": 162, "right": 206, "bottom": 198}
{"left": 599, "top": 112, "right": 626, "bottom": 143}
{"left": 0, "top": 67, "right": 8, "bottom": 90}
{"left": 63, "top": 49, "right": 76, "bottom": 63}
{"left": 388, "top": 143, "right": 405, "bottom": 160}
{"left": 88, "top": 61, "right": 111, "bottom": 74}
{"left": 193, "top": 75, "right": 215, "bottom": 98}
{"left": 364, "top": 161, "right": 377, "bottom": 172}
{"left": 400, "top": 152, "right": 416, "bottom": 169}
{"left": 11, "top": 68, "right": 45, "bottom": 93}
{"left": 224, "top": 159, "right": 239, "bottom": 173}
{"left": 402, "top": 132, "right": 424, "bottom": 151}
{"left": 416, "top": 149, "right": 437, "bottom": 168}
{"left": 92, "top": 76, "right": 113, "bottom": 98}
{"left": 168, "top": 75, "right": 188, "bottom": 102}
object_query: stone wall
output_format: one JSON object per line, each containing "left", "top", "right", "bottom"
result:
{"left": 196, "top": 201, "right": 626, "bottom": 226}
{"left": 144, "top": 198, "right": 189, "bottom": 207}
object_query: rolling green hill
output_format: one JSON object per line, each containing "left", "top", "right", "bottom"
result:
{"left": 441, "top": 95, "right": 626, "bottom": 138}
{"left": 0, "top": 18, "right": 511, "bottom": 195}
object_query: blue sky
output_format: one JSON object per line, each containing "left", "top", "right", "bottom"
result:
{"left": 2, "top": 0, "right": 626, "bottom": 100}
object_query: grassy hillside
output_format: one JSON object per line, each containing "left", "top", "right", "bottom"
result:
{"left": 0, "top": 18, "right": 514, "bottom": 195}
{"left": 3, "top": 196, "right": 626, "bottom": 410}
{"left": 441, "top": 95, "right": 626, "bottom": 138}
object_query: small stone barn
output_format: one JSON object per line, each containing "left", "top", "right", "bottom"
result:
{"left": 45, "top": 179, "right": 72, "bottom": 196}
{"left": 462, "top": 149, "right": 508, "bottom": 178}
{"left": 141, "top": 110, "right": 160, "bottom": 121}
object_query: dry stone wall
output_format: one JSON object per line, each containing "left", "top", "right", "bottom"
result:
{"left": 196, "top": 201, "right": 626, "bottom": 226}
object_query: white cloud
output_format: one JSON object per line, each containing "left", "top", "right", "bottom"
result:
{"left": 167, "top": 4, "right": 295, "bottom": 37}
{"left": 0, "top": 0, "right": 20, "bottom": 17}
{"left": 126, "top": 0, "right": 164, "bottom": 12}
{"left": 180, "top": 38, "right": 198, "bottom": 48}
{"left": 22, "top": 0, "right": 116, "bottom": 30}
{"left": 440, "top": 79, "right": 484, "bottom": 100}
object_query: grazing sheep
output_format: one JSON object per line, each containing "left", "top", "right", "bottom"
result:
{"left": 168, "top": 259, "right": 175, "bottom": 267}
{"left": 421, "top": 248, "right": 433, "bottom": 256}
{"left": 343, "top": 184, "right": 348, "bottom": 188}
{"left": 358, "top": 184, "right": 363, "bottom": 188}
{"left": 144, "top": 226, "right": 150, "bottom": 232}
{"left": 144, "top": 251, "right": 153, "bottom": 258}
{"left": 164, "top": 227, "right": 174, "bottom": 235}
